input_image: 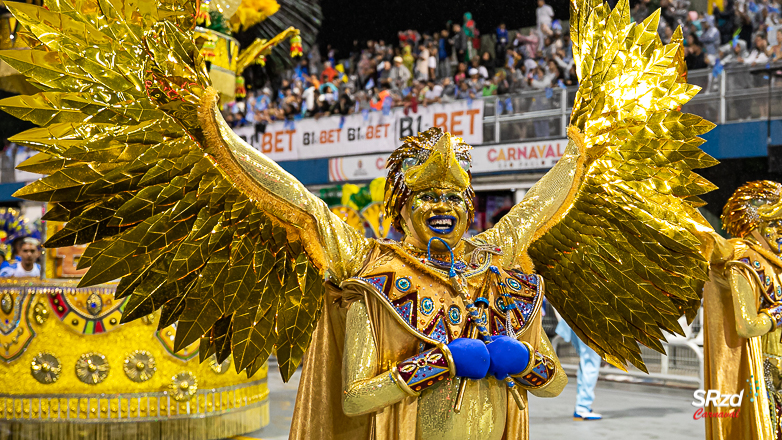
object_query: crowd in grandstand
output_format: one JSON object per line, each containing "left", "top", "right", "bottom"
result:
{"left": 223, "top": 0, "right": 782, "bottom": 128}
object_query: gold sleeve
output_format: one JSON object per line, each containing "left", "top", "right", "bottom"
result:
{"left": 523, "top": 332, "right": 567, "bottom": 398}
{"left": 475, "top": 134, "right": 585, "bottom": 270}
{"left": 727, "top": 265, "right": 774, "bottom": 338}
{"left": 342, "top": 299, "right": 409, "bottom": 416}
{"left": 211, "top": 105, "right": 372, "bottom": 282}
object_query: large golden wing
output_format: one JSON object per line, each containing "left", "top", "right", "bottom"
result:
{"left": 0, "top": 0, "right": 367, "bottom": 381}
{"left": 526, "top": 0, "right": 717, "bottom": 371}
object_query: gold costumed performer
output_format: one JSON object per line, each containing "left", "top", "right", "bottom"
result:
{"left": 0, "top": 0, "right": 723, "bottom": 438}
{"left": 704, "top": 181, "right": 782, "bottom": 440}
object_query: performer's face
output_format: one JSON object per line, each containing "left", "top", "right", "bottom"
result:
{"left": 759, "top": 218, "right": 782, "bottom": 254}
{"left": 401, "top": 188, "right": 469, "bottom": 251}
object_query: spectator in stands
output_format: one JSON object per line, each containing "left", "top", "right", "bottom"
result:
{"left": 0, "top": 237, "right": 41, "bottom": 278}
{"left": 423, "top": 79, "right": 443, "bottom": 104}
{"left": 440, "top": 77, "right": 457, "bottom": 102}
{"left": 438, "top": 29, "right": 453, "bottom": 78}
{"left": 537, "top": 0, "right": 555, "bottom": 37}
{"left": 771, "top": 28, "right": 782, "bottom": 61}
{"left": 685, "top": 38, "right": 709, "bottom": 70}
{"left": 389, "top": 56, "right": 411, "bottom": 91}
{"left": 745, "top": 32, "right": 770, "bottom": 66}
{"left": 320, "top": 61, "right": 338, "bottom": 84}
{"left": 456, "top": 79, "right": 476, "bottom": 100}
{"left": 428, "top": 42, "right": 438, "bottom": 80}
{"left": 496, "top": 23, "right": 509, "bottom": 67}
{"left": 336, "top": 93, "right": 354, "bottom": 115}
{"left": 454, "top": 62, "right": 468, "bottom": 84}
{"left": 468, "top": 67, "right": 485, "bottom": 91}
{"left": 700, "top": 15, "right": 722, "bottom": 58}
{"left": 416, "top": 43, "right": 430, "bottom": 81}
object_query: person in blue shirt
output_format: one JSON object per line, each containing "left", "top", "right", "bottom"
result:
{"left": 0, "top": 237, "right": 41, "bottom": 278}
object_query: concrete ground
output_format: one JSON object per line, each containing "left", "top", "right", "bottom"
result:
{"left": 236, "top": 371, "right": 704, "bottom": 440}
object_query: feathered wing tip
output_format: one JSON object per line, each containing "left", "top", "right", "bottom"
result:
{"left": 0, "top": 0, "right": 326, "bottom": 382}
{"left": 529, "top": 0, "right": 718, "bottom": 372}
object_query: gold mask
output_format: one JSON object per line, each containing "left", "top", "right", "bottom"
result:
{"left": 384, "top": 128, "right": 475, "bottom": 234}
{"left": 722, "top": 180, "right": 782, "bottom": 238}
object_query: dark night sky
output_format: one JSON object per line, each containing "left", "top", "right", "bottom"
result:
{"left": 316, "top": 0, "right": 571, "bottom": 55}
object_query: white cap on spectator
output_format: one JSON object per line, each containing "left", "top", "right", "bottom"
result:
{"left": 524, "top": 59, "right": 538, "bottom": 71}
{"left": 394, "top": 56, "right": 403, "bottom": 63}
{"left": 262, "top": 87, "right": 272, "bottom": 95}
{"left": 468, "top": 68, "right": 479, "bottom": 76}
{"left": 293, "top": 87, "right": 301, "bottom": 95}
{"left": 704, "top": 15, "right": 715, "bottom": 26}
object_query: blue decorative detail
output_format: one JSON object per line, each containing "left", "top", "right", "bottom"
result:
{"left": 766, "top": 276, "right": 772, "bottom": 285}
{"left": 362, "top": 275, "right": 388, "bottom": 293}
{"left": 396, "top": 301, "right": 414, "bottom": 323}
{"left": 420, "top": 297, "right": 434, "bottom": 315}
{"left": 496, "top": 297, "right": 506, "bottom": 312}
{"left": 506, "top": 278, "right": 521, "bottom": 291}
{"left": 474, "top": 297, "right": 490, "bottom": 308}
{"left": 755, "top": 260, "right": 762, "bottom": 268}
{"left": 396, "top": 277, "right": 412, "bottom": 292}
{"left": 428, "top": 316, "right": 449, "bottom": 343}
{"left": 490, "top": 266, "right": 500, "bottom": 274}
{"left": 516, "top": 300, "right": 534, "bottom": 321}
{"left": 448, "top": 305, "right": 462, "bottom": 325}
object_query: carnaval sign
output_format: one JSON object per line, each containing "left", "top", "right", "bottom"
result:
{"left": 327, "top": 139, "right": 569, "bottom": 182}
{"left": 234, "top": 100, "right": 484, "bottom": 161}
{"left": 328, "top": 154, "right": 388, "bottom": 182}
{"left": 470, "top": 139, "right": 568, "bottom": 174}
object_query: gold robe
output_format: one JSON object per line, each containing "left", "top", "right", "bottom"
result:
{"left": 704, "top": 238, "right": 781, "bottom": 439}
{"left": 290, "top": 240, "right": 566, "bottom": 440}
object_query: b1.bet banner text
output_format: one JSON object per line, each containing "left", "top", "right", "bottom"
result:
{"left": 233, "top": 100, "right": 484, "bottom": 161}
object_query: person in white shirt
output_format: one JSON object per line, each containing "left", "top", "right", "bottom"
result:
{"left": 416, "top": 44, "right": 430, "bottom": 81}
{"left": 537, "top": 0, "right": 555, "bottom": 37}
{"left": 0, "top": 237, "right": 41, "bottom": 278}
{"left": 745, "top": 33, "right": 771, "bottom": 66}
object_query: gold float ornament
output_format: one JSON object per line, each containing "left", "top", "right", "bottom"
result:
{"left": 230, "top": 0, "right": 281, "bottom": 33}
{"left": 30, "top": 352, "right": 60, "bottom": 384}
{"left": 0, "top": 280, "right": 270, "bottom": 439}
{"left": 75, "top": 352, "right": 110, "bottom": 385}
{"left": 123, "top": 350, "right": 157, "bottom": 383}
{"left": 330, "top": 205, "right": 365, "bottom": 233}
{"left": 361, "top": 202, "right": 393, "bottom": 239}
{"left": 209, "top": 354, "right": 231, "bottom": 374}
{"left": 170, "top": 371, "right": 198, "bottom": 401}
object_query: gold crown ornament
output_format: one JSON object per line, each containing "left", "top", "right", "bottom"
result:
{"left": 0, "top": 278, "right": 269, "bottom": 440}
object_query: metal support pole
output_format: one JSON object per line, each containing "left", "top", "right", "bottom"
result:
{"left": 719, "top": 71, "right": 726, "bottom": 124}
{"left": 561, "top": 88, "right": 568, "bottom": 135}
{"left": 494, "top": 97, "right": 500, "bottom": 143}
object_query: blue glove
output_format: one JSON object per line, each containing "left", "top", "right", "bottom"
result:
{"left": 487, "top": 335, "right": 530, "bottom": 380}
{"left": 446, "top": 338, "right": 490, "bottom": 379}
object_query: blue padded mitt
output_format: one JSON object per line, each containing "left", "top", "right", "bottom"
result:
{"left": 446, "top": 338, "right": 490, "bottom": 379}
{"left": 487, "top": 335, "right": 530, "bottom": 380}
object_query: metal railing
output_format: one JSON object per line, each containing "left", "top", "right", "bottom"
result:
{"left": 481, "top": 63, "right": 782, "bottom": 145}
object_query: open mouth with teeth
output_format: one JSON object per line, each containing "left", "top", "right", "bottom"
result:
{"left": 427, "top": 215, "right": 457, "bottom": 234}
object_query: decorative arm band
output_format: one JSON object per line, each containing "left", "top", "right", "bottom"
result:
{"left": 761, "top": 304, "right": 782, "bottom": 328}
{"left": 514, "top": 343, "right": 557, "bottom": 389}
{"left": 390, "top": 344, "right": 456, "bottom": 396}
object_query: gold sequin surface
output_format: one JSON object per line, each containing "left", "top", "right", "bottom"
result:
{"left": 0, "top": 0, "right": 370, "bottom": 382}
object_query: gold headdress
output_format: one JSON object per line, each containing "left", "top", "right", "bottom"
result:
{"left": 722, "top": 180, "right": 782, "bottom": 238}
{"left": 384, "top": 127, "right": 474, "bottom": 232}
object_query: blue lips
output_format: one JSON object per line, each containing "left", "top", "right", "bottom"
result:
{"left": 427, "top": 215, "right": 456, "bottom": 234}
